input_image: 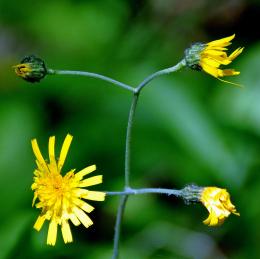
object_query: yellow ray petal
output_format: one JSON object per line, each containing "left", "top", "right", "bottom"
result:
{"left": 69, "top": 213, "right": 81, "bottom": 226}
{"left": 48, "top": 136, "right": 57, "bottom": 170}
{"left": 81, "top": 191, "right": 106, "bottom": 201}
{"left": 73, "top": 207, "right": 93, "bottom": 228}
{"left": 31, "top": 139, "right": 49, "bottom": 172}
{"left": 33, "top": 215, "right": 46, "bottom": 231}
{"left": 58, "top": 134, "right": 73, "bottom": 171}
{"left": 207, "top": 34, "right": 235, "bottom": 47}
{"left": 218, "top": 69, "right": 240, "bottom": 77}
{"left": 202, "top": 57, "right": 222, "bottom": 68}
{"left": 78, "top": 175, "right": 103, "bottom": 187}
{"left": 229, "top": 47, "right": 244, "bottom": 61}
{"left": 32, "top": 193, "right": 38, "bottom": 206}
{"left": 200, "top": 62, "right": 218, "bottom": 77}
{"left": 75, "top": 165, "right": 97, "bottom": 180}
{"left": 202, "top": 49, "right": 228, "bottom": 57}
{"left": 61, "top": 220, "right": 73, "bottom": 243}
{"left": 47, "top": 220, "right": 58, "bottom": 246}
{"left": 73, "top": 198, "right": 95, "bottom": 213}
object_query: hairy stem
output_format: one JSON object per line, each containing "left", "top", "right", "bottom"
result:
{"left": 47, "top": 69, "right": 135, "bottom": 93}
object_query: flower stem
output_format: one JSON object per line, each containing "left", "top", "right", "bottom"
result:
{"left": 112, "top": 195, "right": 128, "bottom": 259}
{"left": 135, "top": 59, "right": 186, "bottom": 93}
{"left": 47, "top": 69, "right": 135, "bottom": 93}
{"left": 124, "top": 94, "right": 139, "bottom": 187}
{"left": 112, "top": 60, "right": 185, "bottom": 259}
{"left": 106, "top": 187, "right": 182, "bottom": 197}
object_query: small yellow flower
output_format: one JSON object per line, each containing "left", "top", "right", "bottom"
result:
{"left": 31, "top": 134, "right": 105, "bottom": 246}
{"left": 200, "top": 187, "right": 239, "bottom": 226}
{"left": 185, "top": 34, "right": 244, "bottom": 86}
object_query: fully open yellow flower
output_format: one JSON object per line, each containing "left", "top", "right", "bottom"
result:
{"left": 185, "top": 34, "right": 243, "bottom": 86}
{"left": 31, "top": 134, "right": 105, "bottom": 245}
{"left": 200, "top": 187, "right": 239, "bottom": 226}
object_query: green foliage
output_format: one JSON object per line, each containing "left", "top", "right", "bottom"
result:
{"left": 0, "top": 0, "right": 259, "bottom": 258}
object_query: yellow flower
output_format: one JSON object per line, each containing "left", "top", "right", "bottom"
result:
{"left": 31, "top": 134, "right": 105, "bottom": 246}
{"left": 200, "top": 187, "right": 239, "bottom": 226}
{"left": 185, "top": 34, "right": 243, "bottom": 86}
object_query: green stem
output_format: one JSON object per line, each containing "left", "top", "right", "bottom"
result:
{"left": 135, "top": 59, "right": 186, "bottom": 93}
{"left": 112, "top": 60, "right": 185, "bottom": 259}
{"left": 112, "top": 195, "right": 128, "bottom": 259}
{"left": 106, "top": 187, "right": 182, "bottom": 197}
{"left": 47, "top": 69, "right": 135, "bottom": 93}
{"left": 124, "top": 94, "right": 139, "bottom": 187}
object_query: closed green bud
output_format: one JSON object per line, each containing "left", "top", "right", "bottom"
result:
{"left": 13, "top": 55, "right": 47, "bottom": 83}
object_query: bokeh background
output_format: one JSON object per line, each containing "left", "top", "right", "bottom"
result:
{"left": 1, "top": 0, "right": 260, "bottom": 258}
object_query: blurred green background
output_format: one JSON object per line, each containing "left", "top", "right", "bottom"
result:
{"left": 1, "top": 0, "right": 260, "bottom": 258}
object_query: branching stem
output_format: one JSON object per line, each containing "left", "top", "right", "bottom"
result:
{"left": 112, "top": 60, "right": 186, "bottom": 259}
{"left": 47, "top": 61, "right": 186, "bottom": 259}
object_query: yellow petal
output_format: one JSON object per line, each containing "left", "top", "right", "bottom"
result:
{"left": 82, "top": 191, "right": 106, "bottom": 201}
{"left": 229, "top": 47, "right": 244, "bottom": 61}
{"left": 31, "top": 139, "right": 49, "bottom": 172}
{"left": 33, "top": 215, "right": 46, "bottom": 231}
{"left": 32, "top": 193, "right": 37, "bottom": 206}
{"left": 48, "top": 136, "right": 57, "bottom": 171}
{"left": 78, "top": 175, "right": 103, "bottom": 187}
{"left": 61, "top": 220, "right": 73, "bottom": 243}
{"left": 75, "top": 165, "right": 96, "bottom": 180}
{"left": 217, "top": 69, "right": 240, "bottom": 78}
{"left": 69, "top": 213, "right": 81, "bottom": 226}
{"left": 73, "top": 207, "right": 93, "bottom": 228}
{"left": 58, "top": 134, "right": 73, "bottom": 171}
{"left": 73, "top": 198, "right": 95, "bottom": 213}
{"left": 47, "top": 220, "right": 58, "bottom": 246}
{"left": 200, "top": 62, "right": 218, "bottom": 77}
{"left": 201, "top": 57, "right": 222, "bottom": 68}
{"left": 207, "top": 34, "right": 235, "bottom": 47}
{"left": 202, "top": 49, "right": 228, "bottom": 57}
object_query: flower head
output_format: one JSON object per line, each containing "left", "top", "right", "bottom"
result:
{"left": 31, "top": 134, "right": 105, "bottom": 246}
{"left": 200, "top": 187, "right": 239, "bottom": 226}
{"left": 14, "top": 55, "right": 47, "bottom": 83}
{"left": 185, "top": 34, "right": 243, "bottom": 85}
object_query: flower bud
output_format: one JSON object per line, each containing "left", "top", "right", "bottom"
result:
{"left": 13, "top": 55, "right": 47, "bottom": 83}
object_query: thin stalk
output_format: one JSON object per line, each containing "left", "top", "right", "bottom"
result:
{"left": 47, "top": 69, "right": 135, "bottom": 93}
{"left": 112, "top": 60, "right": 186, "bottom": 259}
{"left": 106, "top": 188, "right": 182, "bottom": 197}
{"left": 124, "top": 94, "right": 139, "bottom": 187}
{"left": 135, "top": 59, "right": 186, "bottom": 93}
{"left": 112, "top": 195, "right": 128, "bottom": 259}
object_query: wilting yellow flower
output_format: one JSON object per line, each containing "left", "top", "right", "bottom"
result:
{"left": 185, "top": 34, "right": 243, "bottom": 85}
{"left": 31, "top": 134, "right": 105, "bottom": 246}
{"left": 200, "top": 187, "right": 239, "bottom": 226}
